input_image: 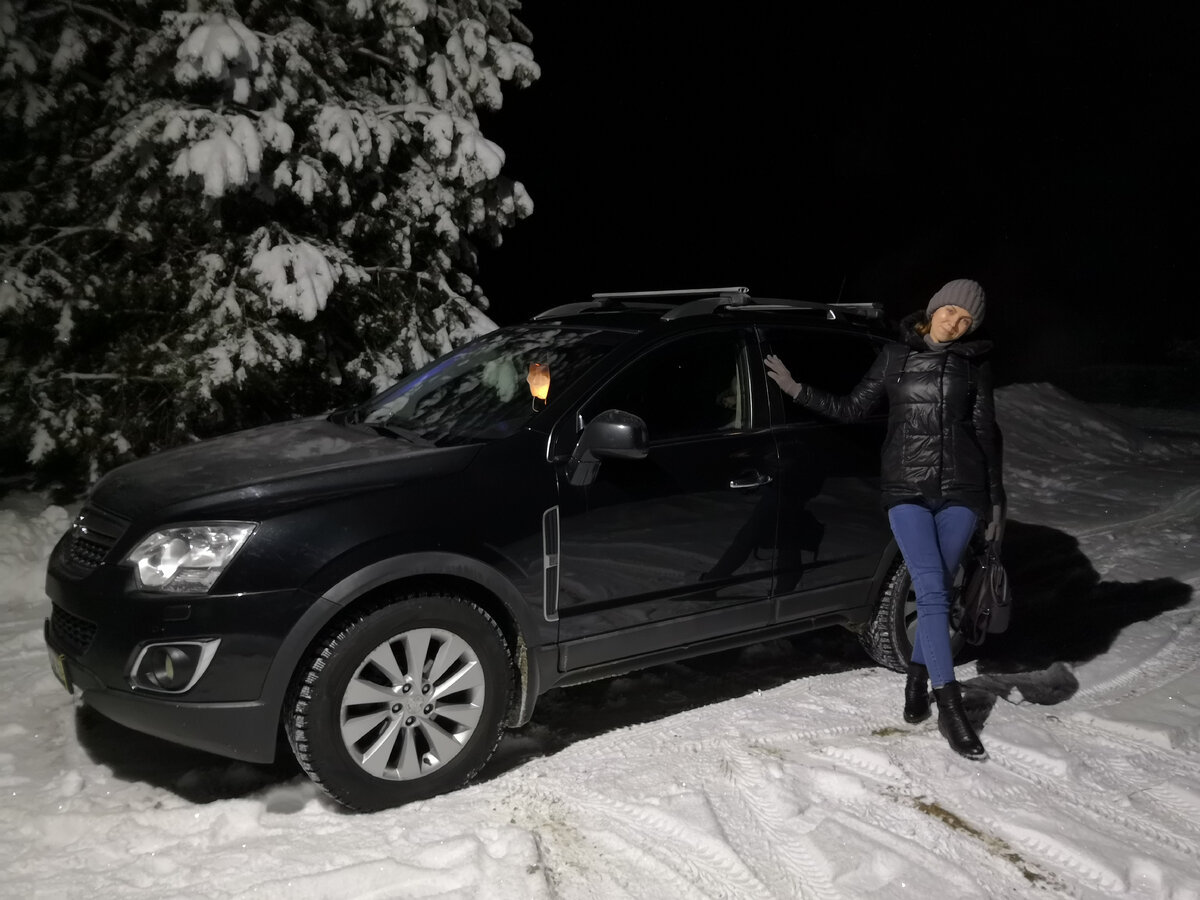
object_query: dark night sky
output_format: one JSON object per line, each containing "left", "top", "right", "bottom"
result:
{"left": 478, "top": 3, "right": 1199, "bottom": 387}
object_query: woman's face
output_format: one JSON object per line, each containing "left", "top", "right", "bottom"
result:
{"left": 929, "top": 305, "right": 974, "bottom": 342}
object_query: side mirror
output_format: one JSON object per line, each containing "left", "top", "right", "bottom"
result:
{"left": 567, "top": 409, "right": 648, "bottom": 487}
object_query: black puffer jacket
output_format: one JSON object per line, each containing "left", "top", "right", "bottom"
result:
{"left": 792, "top": 312, "right": 1005, "bottom": 521}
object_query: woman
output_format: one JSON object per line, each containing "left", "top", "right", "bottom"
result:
{"left": 765, "top": 278, "right": 1004, "bottom": 760}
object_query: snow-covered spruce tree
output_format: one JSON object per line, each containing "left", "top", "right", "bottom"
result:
{"left": 0, "top": 0, "right": 537, "bottom": 493}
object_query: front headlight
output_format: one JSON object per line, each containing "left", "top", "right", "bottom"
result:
{"left": 125, "top": 522, "right": 256, "bottom": 593}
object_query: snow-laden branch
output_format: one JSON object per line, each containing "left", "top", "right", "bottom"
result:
{"left": 352, "top": 46, "right": 395, "bottom": 68}
{"left": 30, "top": 372, "right": 167, "bottom": 383}
{"left": 30, "top": 3, "right": 132, "bottom": 32}
{"left": 1, "top": 227, "right": 124, "bottom": 269}
{"left": 359, "top": 266, "right": 440, "bottom": 289}
{"left": 11, "top": 225, "right": 117, "bottom": 246}
{"left": 174, "top": 13, "right": 261, "bottom": 103}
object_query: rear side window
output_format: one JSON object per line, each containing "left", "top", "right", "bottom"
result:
{"left": 585, "top": 330, "right": 751, "bottom": 440}
{"left": 761, "top": 327, "right": 883, "bottom": 425}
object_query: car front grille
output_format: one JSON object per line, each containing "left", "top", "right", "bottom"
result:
{"left": 58, "top": 505, "right": 129, "bottom": 576}
{"left": 50, "top": 605, "right": 97, "bottom": 657}
{"left": 68, "top": 535, "right": 110, "bottom": 568}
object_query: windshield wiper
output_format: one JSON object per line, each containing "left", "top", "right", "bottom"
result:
{"left": 368, "top": 422, "right": 435, "bottom": 445}
{"left": 329, "top": 406, "right": 365, "bottom": 425}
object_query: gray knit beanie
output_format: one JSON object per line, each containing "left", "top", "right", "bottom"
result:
{"left": 926, "top": 279, "right": 985, "bottom": 333}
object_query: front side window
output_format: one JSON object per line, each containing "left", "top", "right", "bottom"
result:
{"left": 342, "top": 325, "right": 623, "bottom": 445}
{"left": 584, "top": 330, "right": 752, "bottom": 441}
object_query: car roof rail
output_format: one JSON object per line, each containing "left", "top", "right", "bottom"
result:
{"left": 731, "top": 298, "right": 887, "bottom": 322}
{"left": 531, "top": 288, "right": 886, "bottom": 323}
{"left": 827, "top": 301, "right": 887, "bottom": 320}
{"left": 532, "top": 286, "right": 749, "bottom": 320}
{"left": 591, "top": 286, "right": 751, "bottom": 302}
{"left": 662, "top": 294, "right": 887, "bottom": 322}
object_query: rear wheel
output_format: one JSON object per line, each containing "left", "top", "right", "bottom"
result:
{"left": 286, "top": 593, "right": 513, "bottom": 812}
{"left": 860, "top": 558, "right": 966, "bottom": 672}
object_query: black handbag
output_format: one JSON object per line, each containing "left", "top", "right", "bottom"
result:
{"left": 958, "top": 538, "right": 1012, "bottom": 645}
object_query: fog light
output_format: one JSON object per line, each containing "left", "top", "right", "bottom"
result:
{"left": 130, "top": 639, "right": 220, "bottom": 693}
{"left": 146, "top": 646, "right": 191, "bottom": 689}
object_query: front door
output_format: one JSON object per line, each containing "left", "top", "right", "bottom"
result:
{"left": 552, "top": 328, "right": 778, "bottom": 670}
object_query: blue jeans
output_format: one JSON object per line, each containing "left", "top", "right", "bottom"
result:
{"left": 887, "top": 502, "right": 978, "bottom": 688}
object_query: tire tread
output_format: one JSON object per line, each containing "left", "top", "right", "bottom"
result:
{"left": 859, "top": 558, "right": 910, "bottom": 673}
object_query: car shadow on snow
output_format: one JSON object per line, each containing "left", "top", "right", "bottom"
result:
{"left": 486, "top": 627, "right": 872, "bottom": 779}
{"left": 71, "top": 703, "right": 307, "bottom": 805}
{"left": 956, "top": 518, "right": 1194, "bottom": 731}
{"left": 69, "top": 519, "right": 1193, "bottom": 805}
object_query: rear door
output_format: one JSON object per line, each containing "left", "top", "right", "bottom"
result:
{"left": 552, "top": 326, "right": 778, "bottom": 670}
{"left": 758, "top": 325, "right": 893, "bottom": 619}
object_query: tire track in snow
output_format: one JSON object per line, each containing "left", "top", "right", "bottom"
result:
{"left": 776, "top": 735, "right": 1060, "bottom": 897}
{"left": 853, "top": 689, "right": 1200, "bottom": 898}
{"left": 985, "top": 735, "right": 1200, "bottom": 862}
{"left": 1048, "top": 720, "right": 1200, "bottom": 844}
{"left": 953, "top": 691, "right": 1200, "bottom": 898}
{"left": 1069, "top": 484, "right": 1200, "bottom": 540}
{"left": 983, "top": 814, "right": 1127, "bottom": 894}
{"left": 708, "top": 736, "right": 1015, "bottom": 899}
{"left": 702, "top": 743, "right": 842, "bottom": 900}
{"left": 1066, "top": 611, "right": 1200, "bottom": 706}
{"left": 908, "top": 767, "right": 1131, "bottom": 896}
{"left": 725, "top": 671, "right": 918, "bottom": 750}
{"left": 509, "top": 776, "right": 776, "bottom": 900}
{"left": 1141, "top": 780, "right": 1200, "bottom": 837}
{"left": 564, "top": 669, "right": 916, "bottom": 769}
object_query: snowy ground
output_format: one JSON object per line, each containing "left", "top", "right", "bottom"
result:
{"left": 2, "top": 383, "right": 1199, "bottom": 900}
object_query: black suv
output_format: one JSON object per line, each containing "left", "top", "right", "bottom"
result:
{"left": 44, "top": 287, "right": 953, "bottom": 811}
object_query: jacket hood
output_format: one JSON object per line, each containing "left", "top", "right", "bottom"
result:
{"left": 898, "top": 310, "right": 993, "bottom": 357}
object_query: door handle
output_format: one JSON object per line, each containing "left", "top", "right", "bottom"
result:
{"left": 730, "top": 473, "right": 771, "bottom": 489}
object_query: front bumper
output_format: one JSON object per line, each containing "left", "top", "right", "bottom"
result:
{"left": 44, "top": 617, "right": 283, "bottom": 763}
{"left": 44, "top": 550, "right": 334, "bottom": 764}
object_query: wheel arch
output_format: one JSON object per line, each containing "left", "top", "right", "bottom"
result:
{"left": 322, "top": 552, "right": 545, "bottom": 727}
{"left": 869, "top": 539, "right": 905, "bottom": 601}
{"left": 844, "top": 538, "right": 905, "bottom": 633}
{"left": 262, "top": 552, "right": 546, "bottom": 757}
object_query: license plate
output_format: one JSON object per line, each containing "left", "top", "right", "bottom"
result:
{"left": 48, "top": 648, "right": 73, "bottom": 694}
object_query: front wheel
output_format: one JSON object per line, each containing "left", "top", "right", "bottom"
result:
{"left": 859, "top": 558, "right": 966, "bottom": 672}
{"left": 286, "top": 593, "right": 513, "bottom": 812}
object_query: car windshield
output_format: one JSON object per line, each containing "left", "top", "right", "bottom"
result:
{"left": 338, "top": 324, "right": 624, "bottom": 445}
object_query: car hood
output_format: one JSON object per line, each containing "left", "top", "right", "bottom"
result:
{"left": 89, "top": 416, "right": 477, "bottom": 523}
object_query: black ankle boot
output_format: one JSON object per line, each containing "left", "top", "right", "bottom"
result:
{"left": 932, "top": 682, "right": 987, "bottom": 760}
{"left": 903, "top": 664, "right": 931, "bottom": 723}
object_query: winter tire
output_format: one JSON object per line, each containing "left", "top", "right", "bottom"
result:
{"left": 859, "top": 557, "right": 966, "bottom": 673}
{"left": 286, "top": 593, "right": 513, "bottom": 812}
